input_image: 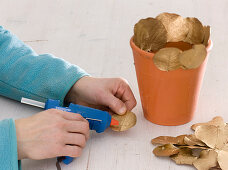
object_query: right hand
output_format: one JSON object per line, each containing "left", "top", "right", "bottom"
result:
{"left": 15, "top": 109, "right": 90, "bottom": 160}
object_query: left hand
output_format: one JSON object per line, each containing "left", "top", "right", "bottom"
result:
{"left": 65, "top": 76, "right": 137, "bottom": 115}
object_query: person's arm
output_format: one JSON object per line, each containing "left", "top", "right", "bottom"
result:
{"left": 0, "top": 26, "right": 89, "bottom": 170}
{"left": 0, "top": 119, "right": 21, "bottom": 170}
{"left": 0, "top": 26, "right": 89, "bottom": 105}
{"left": 0, "top": 26, "right": 136, "bottom": 170}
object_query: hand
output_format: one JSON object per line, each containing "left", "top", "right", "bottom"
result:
{"left": 15, "top": 109, "right": 90, "bottom": 160}
{"left": 65, "top": 77, "right": 137, "bottom": 115}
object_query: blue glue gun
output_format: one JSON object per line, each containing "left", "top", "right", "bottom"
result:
{"left": 21, "top": 98, "right": 119, "bottom": 165}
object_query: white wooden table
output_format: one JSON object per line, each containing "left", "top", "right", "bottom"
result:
{"left": 0, "top": 0, "right": 228, "bottom": 169}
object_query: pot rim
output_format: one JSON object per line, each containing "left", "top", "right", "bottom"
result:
{"left": 130, "top": 36, "right": 213, "bottom": 59}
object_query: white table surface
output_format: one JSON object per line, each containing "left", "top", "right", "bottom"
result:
{"left": 0, "top": 0, "right": 228, "bottom": 169}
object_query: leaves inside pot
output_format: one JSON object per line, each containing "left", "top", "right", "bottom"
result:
{"left": 184, "top": 17, "right": 205, "bottom": 45}
{"left": 110, "top": 111, "right": 137, "bottom": 132}
{"left": 153, "top": 47, "right": 182, "bottom": 71}
{"left": 134, "top": 17, "right": 167, "bottom": 52}
{"left": 156, "top": 12, "right": 188, "bottom": 42}
{"left": 133, "top": 13, "right": 211, "bottom": 71}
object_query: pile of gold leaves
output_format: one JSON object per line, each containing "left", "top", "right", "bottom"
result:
{"left": 133, "top": 13, "right": 211, "bottom": 71}
{"left": 151, "top": 116, "right": 228, "bottom": 170}
{"left": 110, "top": 111, "right": 137, "bottom": 132}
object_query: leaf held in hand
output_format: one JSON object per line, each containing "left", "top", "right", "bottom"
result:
{"left": 110, "top": 111, "right": 137, "bottom": 132}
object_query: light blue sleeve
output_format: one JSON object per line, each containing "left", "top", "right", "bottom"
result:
{"left": 0, "top": 119, "right": 21, "bottom": 170}
{"left": 0, "top": 26, "right": 89, "bottom": 105}
{"left": 0, "top": 26, "right": 89, "bottom": 169}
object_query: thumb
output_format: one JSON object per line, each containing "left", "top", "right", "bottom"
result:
{"left": 102, "top": 93, "right": 127, "bottom": 115}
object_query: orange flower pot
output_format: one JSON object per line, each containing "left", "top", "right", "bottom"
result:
{"left": 130, "top": 37, "right": 213, "bottom": 126}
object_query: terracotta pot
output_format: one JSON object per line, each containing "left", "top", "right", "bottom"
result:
{"left": 130, "top": 37, "right": 213, "bottom": 126}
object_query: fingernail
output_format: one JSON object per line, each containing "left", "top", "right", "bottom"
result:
{"left": 119, "top": 107, "right": 127, "bottom": 115}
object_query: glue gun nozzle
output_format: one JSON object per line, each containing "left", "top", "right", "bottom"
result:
{"left": 110, "top": 118, "right": 119, "bottom": 126}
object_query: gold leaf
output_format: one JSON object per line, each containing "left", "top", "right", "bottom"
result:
{"left": 184, "top": 17, "right": 205, "bottom": 44}
{"left": 134, "top": 17, "right": 167, "bottom": 52}
{"left": 153, "top": 47, "right": 182, "bottom": 71}
{"left": 191, "top": 116, "right": 225, "bottom": 131}
{"left": 156, "top": 12, "right": 188, "bottom": 42}
{"left": 184, "top": 134, "right": 206, "bottom": 146}
{"left": 153, "top": 144, "right": 180, "bottom": 157}
{"left": 151, "top": 135, "right": 186, "bottom": 145}
{"left": 179, "top": 145, "right": 209, "bottom": 150}
{"left": 193, "top": 150, "right": 218, "bottom": 170}
{"left": 195, "top": 125, "right": 228, "bottom": 150}
{"left": 170, "top": 148, "right": 198, "bottom": 165}
{"left": 203, "top": 26, "right": 211, "bottom": 46}
{"left": 179, "top": 44, "right": 207, "bottom": 69}
{"left": 110, "top": 111, "right": 137, "bottom": 132}
{"left": 218, "top": 150, "right": 228, "bottom": 170}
